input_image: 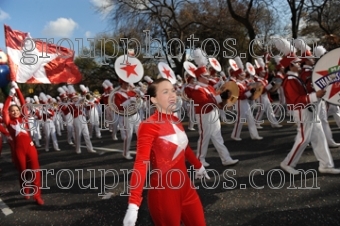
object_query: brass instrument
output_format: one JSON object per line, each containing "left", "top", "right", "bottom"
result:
{"left": 247, "top": 82, "right": 263, "bottom": 100}
{"left": 269, "top": 78, "right": 283, "bottom": 93}
{"left": 216, "top": 81, "right": 239, "bottom": 108}
{"left": 85, "top": 91, "right": 95, "bottom": 101}
{"left": 108, "top": 87, "right": 142, "bottom": 116}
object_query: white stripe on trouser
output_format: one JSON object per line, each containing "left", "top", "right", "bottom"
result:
{"left": 43, "top": 120, "right": 59, "bottom": 150}
{"left": 232, "top": 99, "right": 259, "bottom": 139}
{"left": 255, "top": 93, "right": 279, "bottom": 125}
{"left": 196, "top": 108, "right": 233, "bottom": 164}
{"left": 74, "top": 115, "right": 93, "bottom": 152}
{"left": 282, "top": 108, "right": 334, "bottom": 168}
{"left": 119, "top": 113, "right": 140, "bottom": 156}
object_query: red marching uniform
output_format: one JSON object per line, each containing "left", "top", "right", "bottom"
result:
{"left": 128, "top": 111, "right": 205, "bottom": 226}
{"left": 3, "top": 86, "right": 44, "bottom": 204}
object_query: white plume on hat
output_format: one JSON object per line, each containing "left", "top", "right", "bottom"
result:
{"left": 33, "top": 95, "right": 40, "bottom": 104}
{"left": 193, "top": 48, "right": 208, "bottom": 67}
{"left": 0, "top": 103, "right": 3, "bottom": 109}
{"left": 102, "top": 81, "right": 108, "bottom": 89}
{"left": 234, "top": 57, "right": 244, "bottom": 70}
{"left": 314, "top": 46, "right": 327, "bottom": 58}
{"left": 62, "top": 85, "right": 69, "bottom": 94}
{"left": 293, "top": 38, "right": 311, "bottom": 53}
{"left": 79, "top": 84, "right": 87, "bottom": 93}
{"left": 138, "top": 82, "right": 145, "bottom": 87}
{"left": 58, "top": 87, "right": 66, "bottom": 95}
{"left": 273, "top": 38, "right": 295, "bottom": 55}
{"left": 273, "top": 55, "right": 282, "bottom": 64}
{"left": 25, "top": 97, "right": 31, "bottom": 104}
{"left": 39, "top": 92, "right": 48, "bottom": 103}
{"left": 256, "top": 57, "right": 265, "bottom": 68}
{"left": 46, "top": 95, "right": 52, "bottom": 101}
{"left": 144, "top": 75, "right": 153, "bottom": 84}
{"left": 104, "top": 79, "right": 113, "bottom": 88}
{"left": 68, "top": 85, "right": 76, "bottom": 94}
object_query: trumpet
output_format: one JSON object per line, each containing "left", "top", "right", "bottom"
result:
{"left": 85, "top": 92, "right": 94, "bottom": 101}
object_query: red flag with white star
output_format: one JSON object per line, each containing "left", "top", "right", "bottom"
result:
{"left": 4, "top": 24, "right": 82, "bottom": 84}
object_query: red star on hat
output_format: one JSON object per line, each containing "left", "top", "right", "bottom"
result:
{"left": 189, "top": 66, "right": 196, "bottom": 73}
{"left": 249, "top": 67, "right": 254, "bottom": 73}
{"left": 121, "top": 62, "right": 138, "bottom": 78}
{"left": 211, "top": 58, "right": 218, "bottom": 66}
{"left": 162, "top": 67, "right": 172, "bottom": 79}
{"left": 315, "top": 58, "right": 340, "bottom": 99}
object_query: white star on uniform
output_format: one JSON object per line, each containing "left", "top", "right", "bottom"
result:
{"left": 159, "top": 124, "right": 188, "bottom": 160}
{"left": 11, "top": 120, "right": 28, "bottom": 137}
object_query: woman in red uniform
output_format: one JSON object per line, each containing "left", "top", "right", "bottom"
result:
{"left": 123, "top": 78, "right": 209, "bottom": 226}
{"left": 3, "top": 82, "right": 44, "bottom": 205}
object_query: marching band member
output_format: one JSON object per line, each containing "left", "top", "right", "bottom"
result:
{"left": 102, "top": 80, "right": 119, "bottom": 140}
{"left": 187, "top": 48, "right": 239, "bottom": 167}
{"left": 3, "top": 82, "right": 44, "bottom": 205}
{"left": 57, "top": 87, "right": 75, "bottom": 145}
{"left": 68, "top": 85, "right": 97, "bottom": 154}
{"left": 295, "top": 40, "right": 340, "bottom": 148}
{"left": 123, "top": 78, "right": 208, "bottom": 226}
{"left": 272, "top": 56, "right": 288, "bottom": 117}
{"left": 114, "top": 79, "right": 141, "bottom": 160}
{"left": 183, "top": 72, "right": 197, "bottom": 131}
{"left": 276, "top": 39, "right": 340, "bottom": 175}
{"left": 253, "top": 57, "right": 282, "bottom": 129}
{"left": 24, "top": 97, "right": 41, "bottom": 147}
{"left": 80, "top": 85, "right": 102, "bottom": 139}
{"left": 229, "top": 58, "right": 263, "bottom": 141}
{"left": 36, "top": 93, "right": 61, "bottom": 152}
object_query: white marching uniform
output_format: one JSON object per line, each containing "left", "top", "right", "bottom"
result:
{"left": 114, "top": 88, "right": 141, "bottom": 158}
{"left": 231, "top": 80, "right": 261, "bottom": 140}
{"left": 281, "top": 71, "right": 334, "bottom": 169}
{"left": 36, "top": 106, "right": 60, "bottom": 152}
{"left": 190, "top": 81, "right": 236, "bottom": 166}
{"left": 85, "top": 97, "right": 102, "bottom": 139}
{"left": 70, "top": 100, "right": 94, "bottom": 154}
{"left": 254, "top": 76, "right": 281, "bottom": 127}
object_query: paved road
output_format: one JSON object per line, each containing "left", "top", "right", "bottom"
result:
{"left": 1, "top": 116, "right": 340, "bottom": 226}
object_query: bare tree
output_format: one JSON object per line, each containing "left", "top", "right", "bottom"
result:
{"left": 286, "top": 0, "right": 305, "bottom": 38}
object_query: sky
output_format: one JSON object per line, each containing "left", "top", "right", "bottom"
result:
{"left": 0, "top": 0, "right": 114, "bottom": 55}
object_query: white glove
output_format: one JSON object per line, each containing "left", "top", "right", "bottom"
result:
{"left": 130, "top": 97, "right": 137, "bottom": 102}
{"left": 123, "top": 204, "right": 139, "bottom": 226}
{"left": 11, "top": 81, "right": 18, "bottom": 89}
{"left": 195, "top": 165, "right": 210, "bottom": 180}
{"left": 9, "top": 88, "right": 16, "bottom": 97}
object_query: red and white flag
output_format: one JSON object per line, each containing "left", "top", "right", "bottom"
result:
{"left": 4, "top": 24, "right": 82, "bottom": 84}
